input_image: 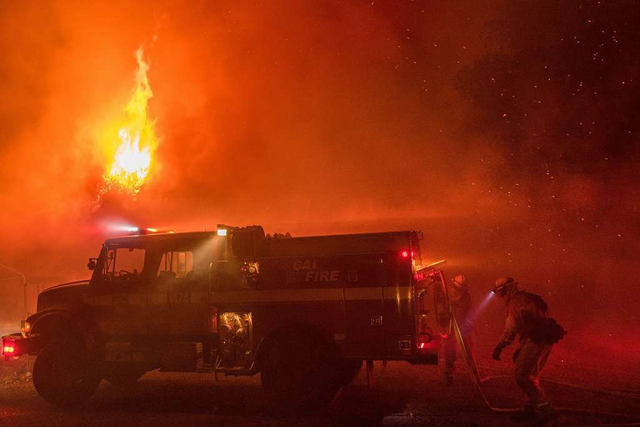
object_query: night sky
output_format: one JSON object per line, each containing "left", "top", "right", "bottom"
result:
{"left": 1, "top": 1, "right": 638, "bottom": 362}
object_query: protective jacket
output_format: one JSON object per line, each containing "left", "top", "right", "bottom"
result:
{"left": 499, "top": 291, "right": 548, "bottom": 346}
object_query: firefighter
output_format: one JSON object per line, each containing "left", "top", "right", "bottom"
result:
{"left": 443, "top": 274, "right": 474, "bottom": 385}
{"left": 491, "top": 277, "right": 562, "bottom": 423}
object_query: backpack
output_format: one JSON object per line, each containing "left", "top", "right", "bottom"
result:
{"left": 516, "top": 291, "right": 549, "bottom": 314}
{"left": 517, "top": 291, "right": 567, "bottom": 345}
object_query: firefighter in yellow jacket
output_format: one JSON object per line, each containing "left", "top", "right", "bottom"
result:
{"left": 492, "top": 277, "right": 565, "bottom": 423}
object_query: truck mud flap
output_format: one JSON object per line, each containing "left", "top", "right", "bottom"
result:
{"left": 160, "top": 342, "right": 203, "bottom": 372}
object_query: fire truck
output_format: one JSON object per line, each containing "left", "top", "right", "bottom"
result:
{"left": 2, "top": 225, "right": 450, "bottom": 408}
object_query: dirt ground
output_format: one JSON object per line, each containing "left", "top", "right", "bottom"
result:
{"left": 1, "top": 345, "right": 639, "bottom": 427}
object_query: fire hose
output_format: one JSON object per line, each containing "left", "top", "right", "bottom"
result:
{"left": 449, "top": 300, "right": 640, "bottom": 424}
{"left": 450, "top": 314, "right": 517, "bottom": 413}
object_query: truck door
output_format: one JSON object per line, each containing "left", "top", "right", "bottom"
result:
{"left": 90, "top": 245, "right": 148, "bottom": 341}
{"left": 147, "top": 249, "right": 211, "bottom": 338}
{"left": 343, "top": 255, "right": 386, "bottom": 358}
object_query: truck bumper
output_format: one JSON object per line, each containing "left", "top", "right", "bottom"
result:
{"left": 408, "top": 353, "right": 439, "bottom": 365}
{"left": 2, "top": 333, "right": 40, "bottom": 359}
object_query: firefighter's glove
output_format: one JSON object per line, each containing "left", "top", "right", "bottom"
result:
{"left": 492, "top": 342, "right": 506, "bottom": 361}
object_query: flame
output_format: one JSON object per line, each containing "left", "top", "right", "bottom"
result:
{"left": 101, "top": 47, "right": 157, "bottom": 198}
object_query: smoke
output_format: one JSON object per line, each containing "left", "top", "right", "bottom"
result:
{"left": 0, "top": 1, "right": 638, "bottom": 364}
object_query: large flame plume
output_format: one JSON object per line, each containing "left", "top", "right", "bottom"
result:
{"left": 100, "top": 47, "right": 157, "bottom": 198}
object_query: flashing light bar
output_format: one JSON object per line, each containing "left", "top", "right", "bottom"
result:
{"left": 122, "top": 226, "right": 161, "bottom": 235}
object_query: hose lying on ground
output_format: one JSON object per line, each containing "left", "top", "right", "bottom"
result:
{"left": 451, "top": 315, "right": 640, "bottom": 423}
{"left": 476, "top": 368, "right": 640, "bottom": 401}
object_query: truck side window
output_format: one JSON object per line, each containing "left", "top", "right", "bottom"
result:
{"left": 158, "top": 251, "right": 194, "bottom": 279}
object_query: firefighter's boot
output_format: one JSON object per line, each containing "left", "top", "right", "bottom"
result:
{"left": 534, "top": 403, "right": 558, "bottom": 424}
{"left": 509, "top": 404, "right": 536, "bottom": 423}
{"left": 444, "top": 373, "right": 453, "bottom": 386}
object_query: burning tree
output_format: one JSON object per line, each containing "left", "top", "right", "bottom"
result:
{"left": 98, "top": 47, "right": 158, "bottom": 201}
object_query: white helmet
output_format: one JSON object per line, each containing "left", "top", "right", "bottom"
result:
{"left": 452, "top": 274, "right": 467, "bottom": 289}
{"left": 493, "top": 277, "right": 517, "bottom": 295}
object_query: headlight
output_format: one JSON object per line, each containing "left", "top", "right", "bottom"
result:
{"left": 20, "top": 320, "right": 31, "bottom": 337}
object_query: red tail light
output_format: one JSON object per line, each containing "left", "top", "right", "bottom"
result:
{"left": 2, "top": 335, "right": 38, "bottom": 357}
{"left": 401, "top": 251, "right": 410, "bottom": 258}
{"left": 212, "top": 314, "right": 218, "bottom": 332}
{"left": 2, "top": 336, "right": 18, "bottom": 356}
{"left": 416, "top": 333, "right": 436, "bottom": 349}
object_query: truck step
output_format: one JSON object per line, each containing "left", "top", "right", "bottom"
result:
{"left": 214, "top": 366, "right": 252, "bottom": 376}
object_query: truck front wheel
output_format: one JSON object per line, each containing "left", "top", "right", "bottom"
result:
{"left": 104, "top": 366, "right": 146, "bottom": 386}
{"left": 33, "top": 343, "right": 101, "bottom": 408}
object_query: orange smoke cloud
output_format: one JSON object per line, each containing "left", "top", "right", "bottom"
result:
{"left": 0, "top": 0, "right": 639, "bottom": 365}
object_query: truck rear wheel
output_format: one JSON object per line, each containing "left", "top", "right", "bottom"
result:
{"left": 33, "top": 343, "right": 101, "bottom": 408}
{"left": 338, "top": 359, "right": 363, "bottom": 386}
{"left": 261, "top": 333, "right": 340, "bottom": 408}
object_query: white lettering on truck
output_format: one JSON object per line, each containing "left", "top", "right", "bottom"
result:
{"left": 293, "top": 259, "right": 339, "bottom": 282}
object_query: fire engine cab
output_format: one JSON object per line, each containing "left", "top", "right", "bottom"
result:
{"left": 2, "top": 226, "right": 450, "bottom": 408}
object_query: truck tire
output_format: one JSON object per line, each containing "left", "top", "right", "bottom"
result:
{"left": 33, "top": 343, "right": 101, "bottom": 408}
{"left": 338, "top": 359, "right": 363, "bottom": 386}
{"left": 104, "top": 367, "right": 146, "bottom": 386}
{"left": 261, "top": 333, "right": 340, "bottom": 408}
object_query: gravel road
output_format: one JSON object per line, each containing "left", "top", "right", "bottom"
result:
{"left": 1, "top": 349, "right": 639, "bottom": 427}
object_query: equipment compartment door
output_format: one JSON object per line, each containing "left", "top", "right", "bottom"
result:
{"left": 343, "top": 286, "right": 385, "bottom": 358}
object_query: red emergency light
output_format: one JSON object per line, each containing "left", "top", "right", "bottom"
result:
{"left": 212, "top": 314, "right": 218, "bottom": 332}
